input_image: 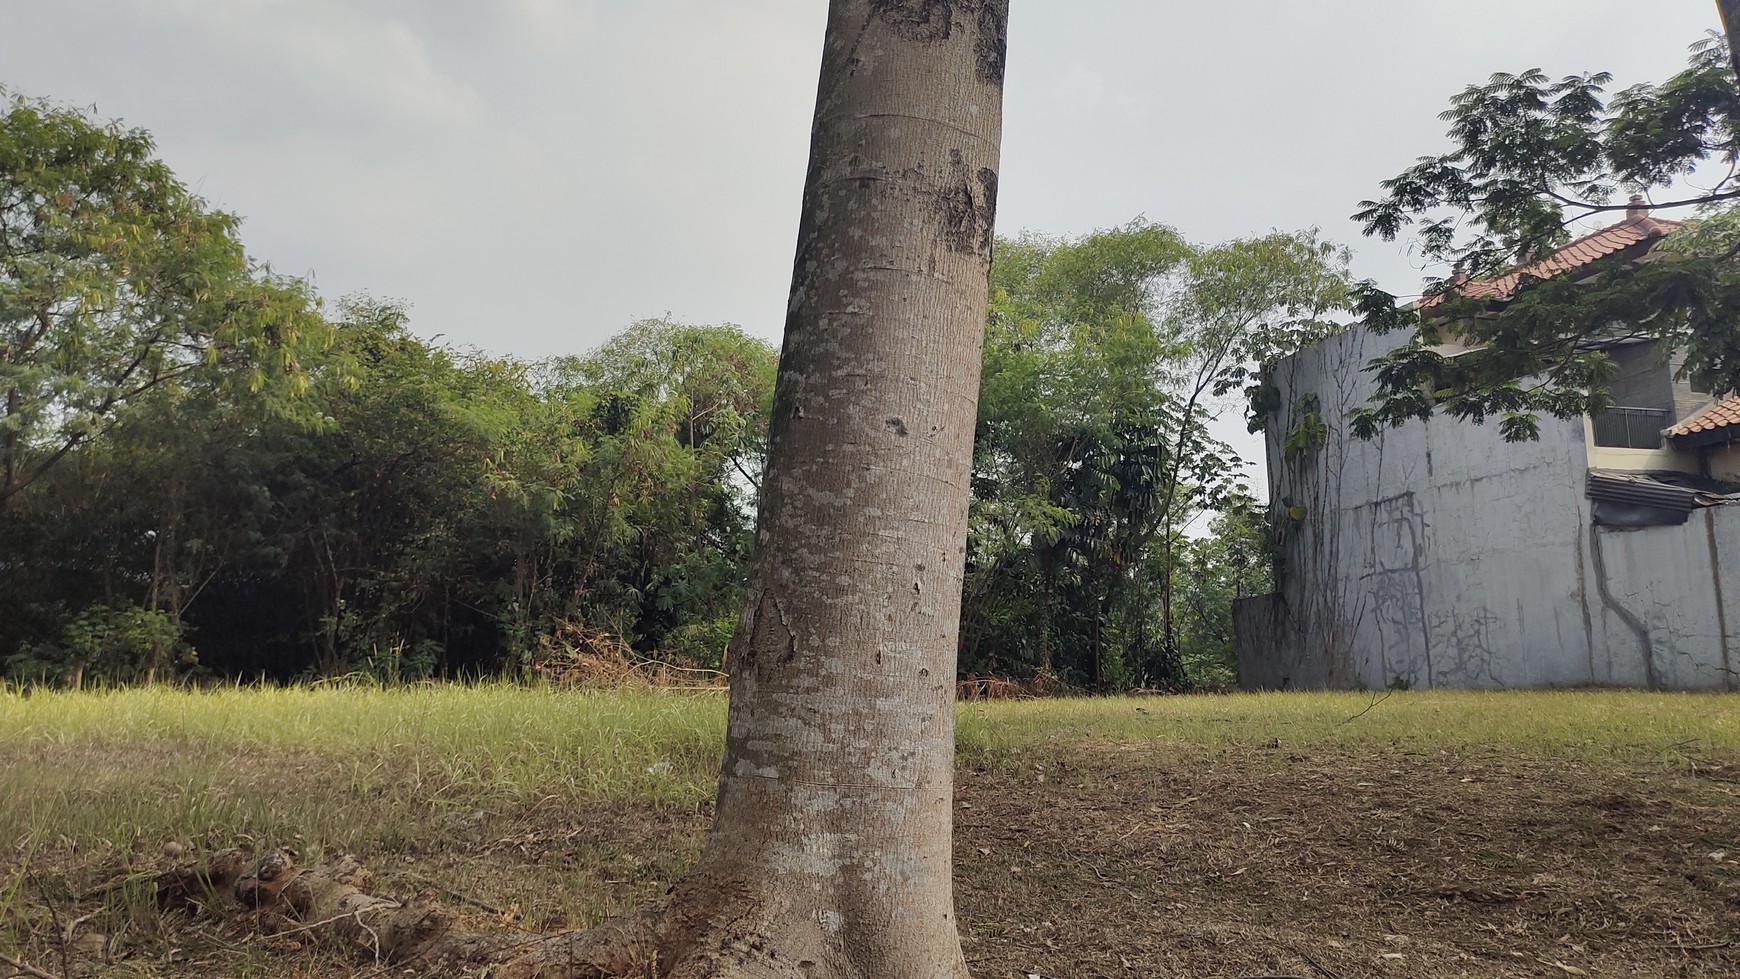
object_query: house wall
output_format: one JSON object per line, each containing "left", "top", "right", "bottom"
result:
{"left": 1667, "top": 347, "right": 1716, "bottom": 424}
{"left": 1609, "top": 340, "right": 1677, "bottom": 414}
{"left": 1583, "top": 414, "right": 1701, "bottom": 474}
{"left": 1590, "top": 509, "right": 1739, "bottom": 690}
{"left": 1707, "top": 443, "right": 1740, "bottom": 482}
{"left": 1237, "top": 327, "right": 1738, "bottom": 692}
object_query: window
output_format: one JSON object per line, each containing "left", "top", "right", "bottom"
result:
{"left": 1592, "top": 406, "right": 1669, "bottom": 449}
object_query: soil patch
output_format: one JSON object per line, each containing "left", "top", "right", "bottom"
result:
{"left": 5, "top": 743, "right": 1737, "bottom": 977}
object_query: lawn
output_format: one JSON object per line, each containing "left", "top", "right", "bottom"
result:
{"left": 2, "top": 686, "right": 1737, "bottom": 977}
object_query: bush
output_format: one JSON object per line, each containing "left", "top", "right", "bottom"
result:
{"left": 4, "top": 605, "right": 195, "bottom": 687}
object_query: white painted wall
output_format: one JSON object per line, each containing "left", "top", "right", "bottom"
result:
{"left": 1237, "top": 328, "right": 1738, "bottom": 692}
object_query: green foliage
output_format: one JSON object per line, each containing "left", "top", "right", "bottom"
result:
{"left": 0, "top": 90, "right": 330, "bottom": 512}
{"left": 0, "top": 304, "right": 777, "bottom": 682}
{"left": 4, "top": 604, "right": 193, "bottom": 686}
{"left": 1281, "top": 395, "right": 1328, "bottom": 461}
{"left": 1351, "top": 34, "right": 1740, "bottom": 438}
{"left": 963, "top": 220, "right": 1349, "bottom": 690}
{"left": 1168, "top": 495, "right": 1273, "bottom": 687}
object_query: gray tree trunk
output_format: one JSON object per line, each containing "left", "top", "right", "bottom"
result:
{"left": 1719, "top": 0, "right": 1740, "bottom": 84}
{"left": 667, "top": 2, "right": 1009, "bottom": 973}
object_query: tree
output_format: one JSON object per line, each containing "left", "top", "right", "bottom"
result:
{"left": 963, "top": 223, "right": 1347, "bottom": 689}
{"left": 305, "top": 2, "right": 1011, "bottom": 973}
{"left": 1347, "top": 17, "right": 1740, "bottom": 438}
{"left": 640, "top": 1, "right": 1007, "bottom": 968}
{"left": 1154, "top": 232, "right": 1347, "bottom": 673}
{"left": 0, "top": 91, "right": 328, "bottom": 515}
{"left": 559, "top": 320, "right": 777, "bottom": 664}
{"left": 967, "top": 222, "right": 1193, "bottom": 688}
{"left": 1167, "top": 491, "right": 1272, "bottom": 687}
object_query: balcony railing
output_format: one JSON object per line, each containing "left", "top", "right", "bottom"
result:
{"left": 1591, "top": 406, "right": 1670, "bottom": 450}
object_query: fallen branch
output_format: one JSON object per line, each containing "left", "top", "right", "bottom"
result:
{"left": 0, "top": 951, "right": 61, "bottom": 979}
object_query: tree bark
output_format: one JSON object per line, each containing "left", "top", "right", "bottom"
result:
{"left": 1719, "top": 0, "right": 1740, "bottom": 85}
{"left": 666, "top": 2, "right": 1007, "bottom": 972}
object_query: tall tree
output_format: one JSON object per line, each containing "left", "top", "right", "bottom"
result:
{"left": 0, "top": 92, "right": 327, "bottom": 515}
{"left": 964, "top": 224, "right": 1347, "bottom": 689}
{"left": 968, "top": 222, "right": 1192, "bottom": 687}
{"left": 1154, "top": 232, "right": 1345, "bottom": 674}
{"left": 653, "top": 0, "right": 1007, "bottom": 967}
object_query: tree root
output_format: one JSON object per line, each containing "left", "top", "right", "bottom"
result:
{"left": 155, "top": 847, "right": 667, "bottom": 977}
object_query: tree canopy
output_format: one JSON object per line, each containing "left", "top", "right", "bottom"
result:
{"left": 965, "top": 220, "right": 1348, "bottom": 689}
{"left": 1349, "top": 31, "right": 1740, "bottom": 440}
{"left": 0, "top": 90, "right": 330, "bottom": 511}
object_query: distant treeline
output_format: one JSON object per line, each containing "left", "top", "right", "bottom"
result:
{"left": 2, "top": 94, "right": 1346, "bottom": 690}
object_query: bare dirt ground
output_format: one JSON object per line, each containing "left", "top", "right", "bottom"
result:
{"left": 5, "top": 742, "right": 1738, "bottom": 978}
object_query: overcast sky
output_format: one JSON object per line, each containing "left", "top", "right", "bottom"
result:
{"left": 0, "top": 1, "right": 1725, "bottom": 493}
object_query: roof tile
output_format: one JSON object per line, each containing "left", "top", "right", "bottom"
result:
{"left": 1669, "top": 395, "right": 1740, "bottom": 437}
{"left": 1425, "top": 214, "right": 1682, "bottom": 307}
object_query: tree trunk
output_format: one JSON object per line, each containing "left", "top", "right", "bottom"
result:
{"left": 664, "top": 2, "right": 1007, "bottom": 971}
{"left": 1, "top": 385, "right": 18, "bottom": 518}
{"left": 168, "top": 5, "right": 1008, "bottom": 977}
{"left": 1719, "top": 0, "right": 1740, "bottom": 85}
{"left": 508, "top": 3, "right": 1008, "bottom": 974}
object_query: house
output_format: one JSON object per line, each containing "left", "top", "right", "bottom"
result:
{"left": 1234, "top": 201, "right": 1740, "bottom": 691}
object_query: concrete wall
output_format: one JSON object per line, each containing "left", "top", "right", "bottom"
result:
{"left": 1592, "top": 510, "right": 1739, "bottom": 690}
{"left": 1236, "top": 328, "right": 1739, "bottom": 692}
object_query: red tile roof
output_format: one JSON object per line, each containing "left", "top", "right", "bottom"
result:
{"left": 1669, "top": 395, "right": 1740, "bottom": 438}
{"left": 1424, "top": 209, "right": 1682, "bottom": 308}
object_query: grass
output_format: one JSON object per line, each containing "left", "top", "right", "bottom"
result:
{"left": 2, "top": 684, "right": 1735, "bottom": 853}
{"left": 958, "top": 688, "right": 1740, "bottom": 759}
{"left": 0, "top": 684, "right": 729, "bottom": 853}
{"left": 1, "top": 684, "right": 1737, "bottom": 977}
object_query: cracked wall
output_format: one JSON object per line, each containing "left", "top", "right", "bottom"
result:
{"left": 1236, "top": 328, "right": 1739, "bottom": 692}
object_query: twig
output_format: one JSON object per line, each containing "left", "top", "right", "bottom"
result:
{"left": 401, "top": 876, "right": 504, "bottom": 916}
{"left": 73, "top": 871, "right": 151, "bottom": 902}
{"left": 1343, "top": 689, "right": 1394, "bottom": 724}
{"left": 354, "top": 915, "right": 384, "bottom": 965}
{"left": 23, "top": 866, "right": 70, "bottom": 979}
{"left": 0, "top": 951, "right": 62, "bottom": 979}
{"left": 1665, "top": 939, "right": 1734, "bottom": 951}
{"left": 270, "top": 906, "right": 396, "bottom": 942}
{"left": 1294, "top": 947, "right": 1349, "bottom": 979}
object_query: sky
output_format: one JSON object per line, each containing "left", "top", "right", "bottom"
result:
{"left": 0, "top": 0, "right": 1726, "bottom": 493}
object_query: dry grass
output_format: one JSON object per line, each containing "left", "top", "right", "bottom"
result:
{"left": 1, "top": 685, "right": 1737, "bottom": 977}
